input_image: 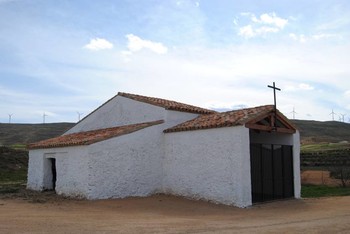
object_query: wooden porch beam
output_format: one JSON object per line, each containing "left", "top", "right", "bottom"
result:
{"left": 245, "top": 123, "right": 296, "bottom": 134}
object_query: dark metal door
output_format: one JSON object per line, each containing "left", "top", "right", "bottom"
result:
{"left": 250, "top": 144, "right": 294, "bottom": 203}
{"left": 50, "top": 158, "right": 57, "bottom": 190}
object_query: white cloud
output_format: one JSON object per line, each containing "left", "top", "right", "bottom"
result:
{"left": 3, "top": 41, "right": 350, "bottom": 123}
{"left": 116, "top": 43, "right": 350, "bottom": 119}
{"left": 204, "top": 102, "right": 248, "bottom": 112}
{"left": 259, "top": 13, "right": 288, "bottom": 29}
{"left": 290, "top": 33, "right": 341, "bottom": 43}
{"left": 345, "top": 90, "right": 350, "bottom": 97}
{"left": 84, "top": 38, "right": 114, "bottom": 51}
{"left": 176, "top": 0, "right": 200, "bottom": 7}
{"left": 238, "top": 12, "right": 288, "bottom": 38}
{"left": 289, "top": 33, "right": 307, "bottom": 43}
{"left": 240, "top": 12, "right": 253, "bottom": 17}
{"left": 256, "top": 26, "right": 279, "bottom": 34}
{"left": 285, "top": 83, "right": 314, "bottom": 91}
{"left": 239, "top": 25, "right": 280, "bottom": 38}
{"left": 125, "top": 34, "right": 168, "bottom": 54}
{"left": 312, "top": 33, "right": 341, "bottom": 40}
{"left": 238, "top": 25, "right": 255, "bottom": 38}
{"left": 299, "top": 83, "right": 314, "bottom": 90}
{"left": 316, "top": 14, "right": 350, "bottom": 32}
{"left": 233, "top": 18, "right": 238, "bottom": 26}
{"left": 120, "top": 50, "right": 133, "bottom": 62}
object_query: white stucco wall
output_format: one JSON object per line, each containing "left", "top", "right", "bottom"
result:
{"left": 27, "top": 150, "right": 46, "bottom": 191}
{"left": 27, "top": 146, "right": 89, "bottom": 197}
{"left": 28, "top": 97, "right": 203, "bottom": 200}
{"left": 293, "top": 131, "right": 301, "bottom": 198}
{"left": 163, "top": 126, "right": 251, "bottom": 208}
{"left": 164, "top": 110, "right": 198, "bottom": 128}
{"left": 249, "top": 130, "right": 301, "bottom": 199}
{"left": 65, "top": 96, "right": 166, "bottom": 134}
{"left": 85, "top": 123, "right": 166, "bottom": 199}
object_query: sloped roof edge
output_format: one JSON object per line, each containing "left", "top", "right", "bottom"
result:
{"left": 28, "top": 120, "right": 164, "bottom": 150}
{"left": 118, "top": 92, "right": 216, "bottom": 114}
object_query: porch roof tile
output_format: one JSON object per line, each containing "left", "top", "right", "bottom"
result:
{"left": 164, "top": 105, "right": 277, "bottom": 133}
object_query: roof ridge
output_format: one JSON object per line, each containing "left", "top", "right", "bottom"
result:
{"left": 219, "top": 104, "right": 275, "bottom": 114}
{"left": 118, "top": 92, "right": 216, "bottom": 114}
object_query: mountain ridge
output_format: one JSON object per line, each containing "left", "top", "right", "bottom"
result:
{"left": 0, "top": 120, "right": 349, "bottom": 146}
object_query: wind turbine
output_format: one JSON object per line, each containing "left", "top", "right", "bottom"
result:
{"left": 290, "top": 107, "right": 297, "bottom": 119}
{"left": 8, "top": 114, "right": 13, "bottom": 124}
{"left": 43, "top": 112, "right": 48, "bottom": 124}
{"left": 77, "top": 112, "right": 83, "bottom": 122}
{"left": 340, "top": 114, "right": 346, "bottom": 122}
{"left": 329, "top": 109, "right": 336, "bottom": 121}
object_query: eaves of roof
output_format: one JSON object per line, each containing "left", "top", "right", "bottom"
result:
{"left": 28, "top": 120, "right": 164, "bottom": 150}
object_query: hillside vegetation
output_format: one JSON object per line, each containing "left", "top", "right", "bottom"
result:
{"left": 0, "top": 146, "right": 28, "bottom": 182}
{"left": 291, "top": 120, "right": 350, "bottom": 144}
{"left": 0, "top": 123, "right": 75, "bottom": 146}
{"left": 0, "top": 123, "right": 74, "bottom": 192}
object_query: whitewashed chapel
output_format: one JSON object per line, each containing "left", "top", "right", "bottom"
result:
{"left": 27, "top": 92, "right": 300, "bottom": 207}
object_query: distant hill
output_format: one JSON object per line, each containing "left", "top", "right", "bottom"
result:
{"left": 291, "top": 120, "right": 350, "bottom": 144}
{"left": 0, "top": 120, "right": 349, "bottom": 147}
{"left": 0, "top": 123, "right": 75, "bottom": 146}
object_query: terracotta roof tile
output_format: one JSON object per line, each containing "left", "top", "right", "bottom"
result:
{"left": 164, "top": 105, "right": 275, "bottom": 133}
{"left": 118, "top": 92, "right": 216, "bottom": 114}
{"left": 28, "top": 120, "right": 164, "bottom": 149}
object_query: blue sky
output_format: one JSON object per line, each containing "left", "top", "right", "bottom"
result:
{"left": 1, "top": 0, "right": 350, "bottom": 123}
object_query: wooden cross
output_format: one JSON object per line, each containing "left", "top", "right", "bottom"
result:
{"left": 267, "top": 82, "right": 281, "bottom": 128}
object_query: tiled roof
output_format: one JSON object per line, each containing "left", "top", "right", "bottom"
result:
{"left": 118, "top": 92, "right": 216, "bottom": 114}
{"left": 28, "top": 120, "right": 164, "bottom": 149}
{"left": 164, "top": 105, "right": 276, "bottom": 133}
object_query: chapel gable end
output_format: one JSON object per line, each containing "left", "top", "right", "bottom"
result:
{"left": 65, "top": 92, "right": 215, "bottom": 134}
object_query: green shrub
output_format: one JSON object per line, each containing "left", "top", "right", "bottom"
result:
{"left": 329, "top": 167, "right": 350, "bottom": 187}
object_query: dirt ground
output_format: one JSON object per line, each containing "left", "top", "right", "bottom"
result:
{"left": 301, "top": 170, "right": 343, "bottom": 186}
{"left": 1, "top": 192, "right": 350, "bottom": 234}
